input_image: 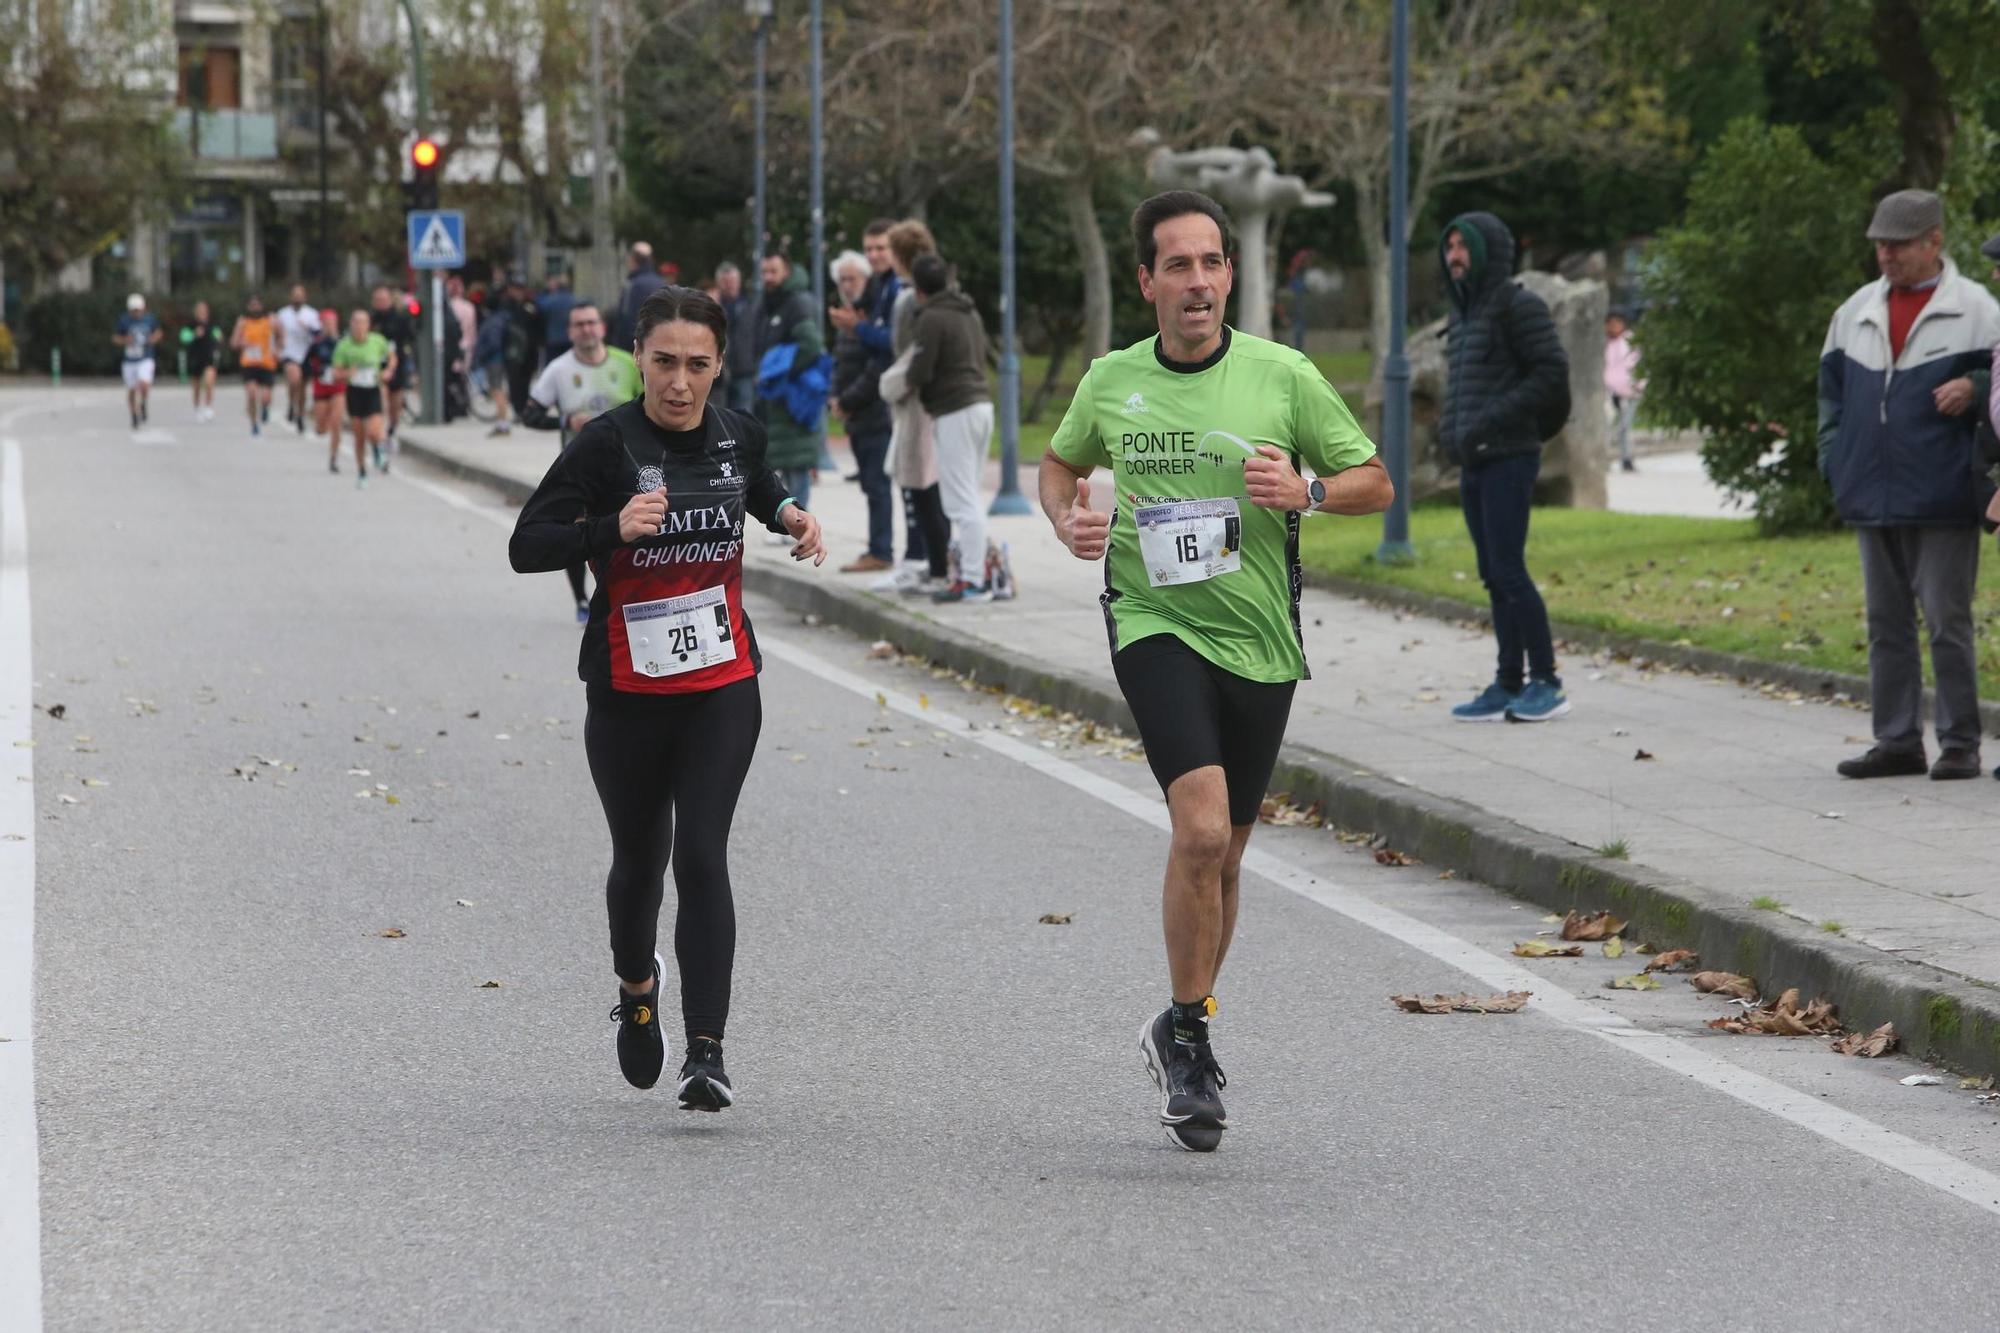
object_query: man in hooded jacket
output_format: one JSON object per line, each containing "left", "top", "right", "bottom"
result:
{"left": 754, "top": 252, "right": 826, "bottom": 509}
{"left": 1436, "top": 211, "right": 1572, "bottom": 723}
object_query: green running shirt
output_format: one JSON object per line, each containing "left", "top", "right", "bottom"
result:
{"left": 1049, "top": 327, "right": 1377, "bottom": 683}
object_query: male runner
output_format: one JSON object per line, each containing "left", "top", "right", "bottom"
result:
{"left": 275, "top": 284, "right": 322, "bottom": 432}
{"left": 523, "top": 301, "right": 643, "bottom": 623}
{"left": 1039, "top": 190, "right": 1392, "bottom": 1152}
{"left": 230, "top": 294, "right": 279, "bottom": 436}
{"left": 179, "top": 300, "right": 222, "bottom": 421}
{"left": 112, "top": 294, "right": 161, "bottom": 430}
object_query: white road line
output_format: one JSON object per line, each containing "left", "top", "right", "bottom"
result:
{"left": 397, "top": 453, "right": 2000, "bottom": 1219}
{"left": 758, "top": 632, "right": 2000, "bottom": 1221}
{"left": 0, "top": 436, "right": 44, "bottom": 1330}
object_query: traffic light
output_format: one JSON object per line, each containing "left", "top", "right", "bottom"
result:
{"left": 405, "top": 137, "right": 440, "bottom": 211}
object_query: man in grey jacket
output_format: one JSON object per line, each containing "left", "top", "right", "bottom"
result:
{"left": 906, "top": 252, "right": 995, "bottom": 603}
{"left": 1819, "top": 189, "right": 1999, "bottom": 781}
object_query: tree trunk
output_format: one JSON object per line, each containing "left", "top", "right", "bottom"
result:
{"left": 1063, "top": 173, "right": 1112, "bottom": 364}
{"left": 1870, "top": 0, "right": 1954, "bottom": 191}
{"left": 1025, "top": 329, "right": 1072, "bottom": 423}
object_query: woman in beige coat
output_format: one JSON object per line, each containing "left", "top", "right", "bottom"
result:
{"left": 878, "top": 219, "right": 951, "bottom": 593}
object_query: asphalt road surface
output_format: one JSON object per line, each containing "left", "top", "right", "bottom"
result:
{"left": 8, "top": 387, "right": 2000, "bottom": 1331}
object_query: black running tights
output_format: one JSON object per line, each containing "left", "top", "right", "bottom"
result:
{"left": 584, "top": 676, "right": 761, "bottom": 1041}
{"left": 910, "top": 484, "right": 950, "bottom": 579}
{"left": 565, "top": 561, "right": 588, "bottom": 605}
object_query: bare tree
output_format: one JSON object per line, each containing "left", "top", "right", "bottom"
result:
{"left": 1252, "top": 0, "right": 1672, "bottom": 377}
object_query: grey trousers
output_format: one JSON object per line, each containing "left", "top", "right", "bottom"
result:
{"left": 1857, "top": 524, "right": 1982, "bottom": 753}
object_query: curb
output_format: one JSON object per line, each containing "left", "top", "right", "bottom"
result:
{"left": 403, "top": 430, "right": 2000, "bottom": 1079}
{"left": 1303, "top": 572, "right": 2000, "bottom": 739}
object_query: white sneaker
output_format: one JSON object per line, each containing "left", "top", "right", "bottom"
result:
{"left": 869, "top": 561, "right": 928, "bottom": 593}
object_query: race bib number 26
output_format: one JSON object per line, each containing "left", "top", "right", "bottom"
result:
{"left": 621, "top": 584, "right": 737, "bottom": 677}
{"left": 1134, "top": 497, "right": 1243, "bottom": 587}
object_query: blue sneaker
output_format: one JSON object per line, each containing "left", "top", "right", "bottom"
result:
{"left": 1505, "top": 678, "right": 1570, "bottom": 723}
{"left": 575, "top": 602, "right": 590, "bottom": 625}
{"left": 1451, "top": 682, "right": 1519, "bottom": 722}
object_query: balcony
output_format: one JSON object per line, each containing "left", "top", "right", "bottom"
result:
{"left": 172, "top": 108, "right": 278, "bottom": 161}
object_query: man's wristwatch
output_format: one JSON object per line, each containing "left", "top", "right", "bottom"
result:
{"left": 1304, "top": 478, "right": 1326, "bottom": 511}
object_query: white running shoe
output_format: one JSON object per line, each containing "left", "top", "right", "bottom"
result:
{"left": 869, "top": 561, "right": 928, "bottom": 593}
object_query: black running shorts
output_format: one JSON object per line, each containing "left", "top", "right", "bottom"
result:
{"left": 242, "top": 367, "right": 275, "bottom": 387}
{"left": 345, "top": 386, "right": 384, "bottom": 419}
{"left": 1111, "top": 632, "right": 1297, "bottom": 826}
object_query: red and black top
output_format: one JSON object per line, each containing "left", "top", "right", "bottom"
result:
{"left": 509, "top": 400, "right": 796, "bottom": 706}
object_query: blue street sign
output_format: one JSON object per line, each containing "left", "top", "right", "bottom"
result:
{"left": 406, "top": 210, "right": 465, "bottom": 269}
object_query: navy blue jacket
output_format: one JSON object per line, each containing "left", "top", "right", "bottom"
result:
{"left": 1817, "top": 257, "right": 2000, "bottom": 526}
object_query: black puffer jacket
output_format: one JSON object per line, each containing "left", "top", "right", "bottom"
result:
{"left": 1436, "top": 212, "right": 1569, "bottom": 466}
{"left": 831, "top": 320, "right": 890, "bottom": 436}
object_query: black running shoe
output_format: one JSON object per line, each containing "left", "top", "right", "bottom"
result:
{"left": 608, "top": 953, "right": 667, "bottom": 1090}
{"left": 677, "top": 1037, "right": 734, "bottom": 1112}
{"left": 1139, "top": 1009, "right": 1228, "bottom": 1152}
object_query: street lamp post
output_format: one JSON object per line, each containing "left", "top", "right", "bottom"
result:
{"left": 396, "top": 0, "right": 444, "bottom": 428}
{"left": 747, "top": 0, "right": 771, "bottom": 262}
{"left": 589, "top": 0, "right": 613, "bottom": 307}
{"left": 989, "top": 0, "right": 1029, "bottom": 516}
{"left": 1375, "top": 0, "right": 1415, "bottom": 565}
{"left": 809, "top": 0, "right": 835, "bottom": 471}
{"left": 315, "top": 0, "right": 330, "bottom": 288}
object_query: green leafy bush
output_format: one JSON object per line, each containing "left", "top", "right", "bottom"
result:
{"left": 1638, "top": 121, "right": 1868, "bottom": 532}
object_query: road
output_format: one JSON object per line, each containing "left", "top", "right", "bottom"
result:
{"left": 7, "top": 385, "right": 2000, "bottom": 1331}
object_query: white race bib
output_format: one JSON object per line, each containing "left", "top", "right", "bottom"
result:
{"left": 621, "top": 584, "right": 738, "bottom": 678}
{"left": 1134, "top": 497, "right": 1243, "bottom": 587}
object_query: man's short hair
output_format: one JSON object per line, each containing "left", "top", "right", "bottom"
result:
{"left": 762, "top": 250, "right": 792, "bottom": 270}
{"left": 911, "top": 252, "right": 950, "bottom": 297}
{"left": 831, "top": 250, "right": 870, "bottom": 281}
{"left": 863, "top": 217, "right": 897, "bottom": 239}
{"left": 1131, "top": 190, "right": 1234, "bottom": 272}
{"left": 887, "top": 219, "right": 937, "bottom": 273}
{"left": 569, "top": 301, "right": 601, "bottom": 323}
{"left": 715, "top": 261, "right": 741, "bottom": 278}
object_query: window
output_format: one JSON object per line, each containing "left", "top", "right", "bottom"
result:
{"left": 177, "top": 45, "right": 240, "bottom": 110}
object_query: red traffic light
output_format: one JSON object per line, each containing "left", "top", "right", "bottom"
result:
{"left": 411, "top": 139, "right": 440, "bottom": 170}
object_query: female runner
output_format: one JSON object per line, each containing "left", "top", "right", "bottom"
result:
{"left": 509, "top": 285, "right": 826, "bottom": 1110}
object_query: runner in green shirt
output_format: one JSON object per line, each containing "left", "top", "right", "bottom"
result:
{"left": 333, "top": 312, "right": 397, "bottom": 488}
{"left": 524, "top": 301, "right": 645, "bottom": 621}
{"left": 1039, "top": 189, "right": 1393, "bottom": 1152}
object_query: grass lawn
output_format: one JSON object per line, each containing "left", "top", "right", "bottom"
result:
{"left": 1296, "top": 505, "right": 2000, "bottom": 698}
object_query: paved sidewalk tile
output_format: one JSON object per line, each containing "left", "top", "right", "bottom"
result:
{"left": 408, "top": 417, "right": 2000, "bottom": 997}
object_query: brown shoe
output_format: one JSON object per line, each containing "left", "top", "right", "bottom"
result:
{"left": 839, "top": 553, "right": 892, "bottom": 574}
{"left": 1836, "top": 746, "right": 1928, "bottom": 779}
{"left": 1931, "top": 748, "right": 1982, "bottom": 781}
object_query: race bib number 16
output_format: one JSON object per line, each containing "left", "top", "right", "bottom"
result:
{"left": 1135, "top": 497, "right": 1243, "bottom": 587}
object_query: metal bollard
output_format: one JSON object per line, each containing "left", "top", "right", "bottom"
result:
{"left": 50, "top": 347, "right": 60, "bottom": 386}
{"left": 178, "top": 348, "right": 187, "bottom": 385}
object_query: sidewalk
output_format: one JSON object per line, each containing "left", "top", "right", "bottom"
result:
{"left": 404, "top": 416, "right": 2000, "bottom": 1075}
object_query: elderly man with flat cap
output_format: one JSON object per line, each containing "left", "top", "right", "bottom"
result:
{"left": 1819, "top": 188, "right": 2000, "bottom": 782}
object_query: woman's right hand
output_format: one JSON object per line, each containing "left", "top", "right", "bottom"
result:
{"left": 618, "top": 488, "right": 670, "bottom": 543}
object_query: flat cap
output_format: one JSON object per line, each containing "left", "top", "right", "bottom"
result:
{"left": 1867, "top": 189, "right": 1944, "bottom": 242}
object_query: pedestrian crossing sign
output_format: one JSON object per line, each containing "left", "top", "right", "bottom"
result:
{"left": 407, "top": 210, "right": 465, "bottom": 269}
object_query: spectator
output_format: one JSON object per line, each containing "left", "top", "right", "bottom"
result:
{"left": 539, "top": 272, "right": 578, "bottom": 366}
{"left": 1436, "top": 211, "right": 1573, "bottom": 724}
{"left": 715, "top": 261, "right": 760, "bottom": 412}
{"left": 878, "top": 218, "right": 950, "bottom": 594}
{"left": 904, "top": 252, "right": 996, "bottom": 604}
{"left": 1282, "top": 248, "right": 1314, "bottom": 352}
{"left": 753, "top": 251, "right": 825, "bottom": 517}
{"left": 1603, "top": 310, "right": 1643, "bottom": 474}
{"left": 446, "top": 276, "right": 478, "bottom": 421}
{"left": 472, "top": 295, "right": 515, "bottom": 436}
{"left": 613, "top": 242, "right": 666, "bottom": 348}
{"left": 1822, "top": 189, "right": 1999, "bottom": 782}
{"left": 495, "top": 278, "right": 540, "bottom": 415}
{"left": 829, "top": 250, "right": 894, "bottom": 572}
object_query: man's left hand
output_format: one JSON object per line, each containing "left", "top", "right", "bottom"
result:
{"left": 829, "top": 305, "right": 861, "bottom": 331}
{"left": 1245, "top": 444, "right": 1310, "bottom": 511}
{"left": 1935, "top": 376, "right": 1976, "bottom": 417}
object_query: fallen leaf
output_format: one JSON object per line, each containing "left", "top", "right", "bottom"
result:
{"left": 789, "top": 753, "right": 808, "bottom": 764}
{"left": 1634, "top": 748, "right": 1655, "bottom": 761}
{"left": 454, "top": 899, "right": 475, "bottom": 908}
{"left": 1833, "top": 1023, "right": 1899, "bottom": 1058}
{"left": 1389, "top": 992, "right": 1532, "bottom": 1014}
{"left": 46, "top": 704, "right": 65, "bottom": 720}
{"left": 1643, "top": 949, "right": 1700, "bottom": 973}
{"left": 1513, "top": 940, "right": 1584, "bottom": 958}
{"left": 1373, "top": 847, "right": 1417, "bottom": 866}
{"left": 81, "top": 778, "right": 108, "bottom": 788}
{"left": 1603, "top": 937, "right": 1626, "bottom": 959}
{"left": 1437, "top": 869, "right": 1457, "bottom": 881}
{"left": 11, "top": 740, "right": 33, "bottom": 749}
{"left": 918, "top": 693, "right": 929, "bottom": 709}
{"left": 1037, "top": 912, "right": 1073, "bottom": 925}
{"left": 477, "top": 980, "right": 502, "bottom": 989}
{"left": 57, "top": 794, "right": 78, "bottom": 805}
{"left": 465, "top": 710, "right": 481, "bottom": 719}
{"left": 874, "top": 691, "right": 887, "bottom": 708}
{"left": 1258, "top": 793, "right": 1324, "bottom": 828}
{"left": 1607, "top": 973, "right": 1660, "bottom": 990}
{"left": 379, "top": 928, "right": 406, "bottom": 939}
{"left": 1959, "top": 1075, "right": 1995, "bottom": 1090}
{"left": 1689, "top": 971, "right": 1759, "bottom": 1000}
{"left": 1707, "top": 988, "right": 1841, "bottom": 1036}
{"left": 867, "top": 640, "right": 897, "bottom": 659}
{"left": 1561, "top": 910, "right": 1627, "bottom": 941}
{"left": 493, "top": 733, "right": 512, "bottom": 742}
